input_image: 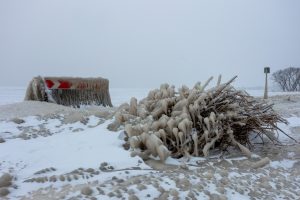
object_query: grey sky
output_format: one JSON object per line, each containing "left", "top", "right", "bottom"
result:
{"left": 0, "top": 0, "right": 299, "bottom": 88}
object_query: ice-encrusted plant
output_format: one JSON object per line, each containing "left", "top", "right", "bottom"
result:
{"left": 109, "top": 76, "right": 290, "bottom": 162}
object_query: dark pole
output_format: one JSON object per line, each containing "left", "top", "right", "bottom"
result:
{"left": 264, "top": 67, "right": 270, "bottom": 99}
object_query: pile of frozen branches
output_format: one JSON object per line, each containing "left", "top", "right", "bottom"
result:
{"left": 109, "top": 76, "right": 288, "bottom": 162}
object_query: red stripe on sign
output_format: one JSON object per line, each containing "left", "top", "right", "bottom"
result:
{"left": 58, "top": 81, "right": 72, "bottom": 89}
{"left": 45, "top": 80, "right": 54, "bottom": 89}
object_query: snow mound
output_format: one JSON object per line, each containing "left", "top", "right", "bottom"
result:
{"left": 0, "top": 101, "right": 115, "bottom": 121}
{"left": 0, "top": 101, "right": 75, "bottom": 120}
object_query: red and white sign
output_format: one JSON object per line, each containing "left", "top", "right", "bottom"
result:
{"left": 44, "top": 79, "right": 74, "bottom": 90}
{"left": 44, "top": 78, "right": 100, "bottom": 90}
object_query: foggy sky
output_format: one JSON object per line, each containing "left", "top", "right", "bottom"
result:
{"left": 0, "top": 0, "right": 299, "bottom": 88}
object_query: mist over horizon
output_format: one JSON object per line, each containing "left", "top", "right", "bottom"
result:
{"left": 0, "top": 0, "right": 299, "bottom": 89}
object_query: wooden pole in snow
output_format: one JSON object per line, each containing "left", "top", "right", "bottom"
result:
{"left": 264, "top": 67, "right": 270, "bottom": 99}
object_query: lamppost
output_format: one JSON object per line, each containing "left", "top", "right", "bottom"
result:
{"left": 264, "top": 67, "right": 270, "bottom": 99}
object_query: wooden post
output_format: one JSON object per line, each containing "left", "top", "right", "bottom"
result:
{"left": 264, "top": 67, "right": 270, "bottom": 99}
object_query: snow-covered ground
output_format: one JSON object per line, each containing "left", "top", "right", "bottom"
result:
{"left": 0, "top": 87, "right": 299, "bottom": 199}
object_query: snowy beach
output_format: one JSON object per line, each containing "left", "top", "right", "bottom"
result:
{"left": 0, "top": 87, "right": 299, "bottom": 199}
